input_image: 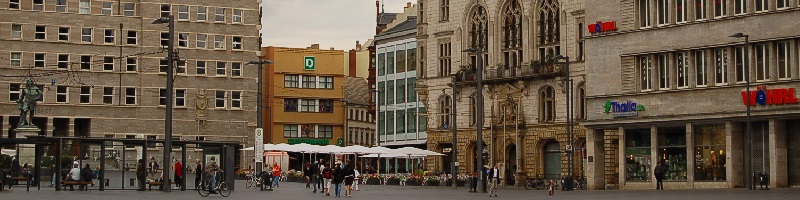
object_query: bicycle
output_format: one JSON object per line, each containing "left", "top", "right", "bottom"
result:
{"left": 574, "top": 177, "right": 587, "bottom": 190}
{"left": 246, "top": 171, "right": 262, "bottom": 189}
{"left": 197, "top": 171, "right": 231, "bottom": 197}
{"left": 523, "top": 176, "right": 546, "bottom": 190}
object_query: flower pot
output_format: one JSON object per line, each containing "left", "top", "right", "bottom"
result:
{"left": 366, "top": 178, "right": 381, "bottom": 185}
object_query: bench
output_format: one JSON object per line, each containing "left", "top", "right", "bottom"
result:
{"left": 147, "top": 181, "right": 176, "bottom": 191}
{"left": 10, "top": 177, "right": 30, "bottom": 191}
{"left": 61, "top": 181, "right": 95, "bottom": 191}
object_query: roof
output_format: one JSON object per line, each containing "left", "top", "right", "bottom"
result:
{"left": 379, "top": 13, "right": 399, "bottom": 25}
{"left": 344, "top": 77, "right": 370, "bottom": 106}
{"left": 378, "top": 16, "right": 417, "bottom": 36}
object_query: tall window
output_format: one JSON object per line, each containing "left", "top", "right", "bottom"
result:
{"left": 387, "top": 48, "right": 395, "bottom": 74}
{"left": 439, "top": 0, "right": 449, "bottom": 21}
{"left": 694, "top": 124, "right": 727, "bottom": 181}
{"left": 215, "top": 8, "right": 225, "bottom": 22}
{"left": 127, "top": 31, "right": 137, "bottom": 45}
{"left": 284, "top": 99, "right": 298, "bottom": 112}
{"left": 658, "top": 54, "right": 669, "bottom": 89}
{"left": 386, "top": 81, "right": 395, "bottom": 105}
{"left": 11, "top": 24, "right": 21, "bottom": 39}
{"left": 676, "top": 52, "right": 688, "bottom": 88}
{"left": 56, "top": 86, "right": 68, "bottom": 103}
{"left": 735, "top": 46, "right": 746, "bottom": 82}
{"left": 126, "top": 58, "right": 137, "bottom": 72}
{"left": 176, "top": 59, "right": 186, "bottom": 74}
{"left": 216, "top": 61, "right": 226, "bottom": 76}
{"left": 735, "top": 0, "right": 746, "bottom": 14}
{"left": 407, "top": 108, "right": 417, "bottom": 133}
{"left": 419, "top": 0, "right": 425, "bottom": 23}
{"left": 715, "top": 48, "right": 729, "bottom": 84}
{"left": 301, "top": 99, "right": 317, "bottom": 112}
{"left": 35, "top": 25, "right": 45, "bottom": 40}
{"left": 438, "top": 42, "right": 451, "bottom": 77}
{"left": 641, "top": 56, "right": 653, "bottom": 91}
{"left": 777, "top": 0, "right": 789, "bottom": 9}
{"left": 57, "top": 54, "right": 69, "bottom": 69}
{"left": 319, "top": 76, "right": 333, "bottom": 89}
{"left": 232, "top": 36, "right": 242, "bottom": 50}
{"left": 196, "top": 61, "right": 206, "bottom": 75}
{"left": 123, "top": 3, "right": 135, "bottom": 16}
{"left": 319, "top": 99, "right": 333, "bottom": 113}
{"left": 755, "top": 44, "right": 769, "bottom": 81}
{"left": 9, "top": 83, "right": 21, "bottom": 101}
{"left": 159, "top": 59, "right": 168, "bottom": 73}
{"left": 755, "top": 0, "right": 767, "bottom": 12}
{"left": 125, "top": 87, "right": 136, "bottom": 105}
{"left": 103, "top": 87, "right": 113, "bottom": 104}
{"left": 178, "top": 33, "right": 188, "bottom": 47}
{"left": 407, "top": 77, "right": 417, "bottom": 102}
{"left": 302, "top": 76, "right": 317, "bottom": 88}
{"left": 397, "top": 46, "right": 406, "bottom": 73}
{"left": 539, "top": 86, "right": 555, "bottom": 122}
{"left": 397, "top": 110, "right": 406, "bottom": 134}
{"left": 80, "top": 55, "right": 91, "bottom": 70}
{"left": 103, "top": 56, "right": 114, "bottom": 71}
{"left": 56, "top": 0, "right": 66, "bottom": 12}
{"left": 214, "top": 35, "right": 225, "bottom": 49}
{"left": 215, "top": 90, "right": 226, "bottom": 108}
{"left": 469, "top": 94, "right": 477, "bottom": 126}
{"left": 502, "top": 0, "right": 523, "bottom": 68}
{"left": 175, "top": 89, "right": 186, "bottom": 107}
{"left": 696, "top": 50, "right": 708, "bottom": 86}
{"left": 34, "top": 53, "right": 45, "bottom": 67}
{"left": 695, "top": 0, "right": 706, "bottom": 20}
{"left": 58, "top": 27, "right": 69, "bottom": 41}
{"left": 79, "top": 0, "right": 90, "bottom": 14}
{"left": 439, "top": 95, "right": 451, "bottom": 129}
{"left": 378, "top": 51, "right": 386, "bottom": 76}
{"left": 625, "top": 129, "right": 652, "bottom": 181}
{"left": 283, "top": 125, "right": 299, "bottom": 138}
{"left": 639, "top": 0, "right": 651, "bottom": 27}
{"left": 10, "top": 52, "right": 21, "bottom": 67}
{"left": 396, "top": 79, "right": 406, "bottom": 104}
{"left": 230, "top": 91, "right": 241, "bottom": 109}
{"left": 233, "top": 9, "right": 242, "bottom": 23}
{"left": 104, "top": 29, "right": 115, "bottom": 44}
{"left": 231, "top": 62, "right": 241, "bottom": 77}
{"left": 538, "top": 1, "right": 559, "bottom": 44}
{"left": 197, "top": 34, "right": 207, "bottom": 48}
{"left": 160, "top": 4, "right": 171, "bottom": 17}
{"left": 160, "top": 32, "right": 169, "bottom": 46}
{"left": 776, "top": 41, "right": 790, "bottom": 79}
{"left": 178, "top": 5, "right": 189, "bottom": 20}
{"left": 658, "top": 127, "right": 688, "bottom": 181}
{"left": 159, "top": 88, "right": 168, "bottom": 106}
{"left": 578, "top": 86, "right": 586, "bottom": 120}
{"left": 657, "top": 0, "right": 669, "bottom": 25}
{"left": 676, "top": 0, "right": 687, "bottom": 23}
{"left": 197, "top": 6, "right": 207, "bottom": 21}
{"left": 101, "top": 2, "right": 112, "bottom": 15}
{"left": 284, "top": 74, "right": 299, "bottom": 88}
{"left": 715, "top": 0, "right": 727, "bottom": 17}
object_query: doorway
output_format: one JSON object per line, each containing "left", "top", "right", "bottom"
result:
{"left": 543, "top": 140, "right": 561, "bottom": 179}
{"left": 505, "top": 144, "right": 516, "bottom": 185}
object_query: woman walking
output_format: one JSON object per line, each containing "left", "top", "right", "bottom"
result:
{"left": 304, "top": 163, "right": 312, "bottom": 188}
{"left": 343, "top": 161, "right": 355, "bottom": 197}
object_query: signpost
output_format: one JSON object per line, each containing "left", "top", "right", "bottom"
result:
{"left": 304, "top": 56, "right": 315, "bottom": 70}
{"left": 255, "top": 128, "right": 264, "bottom": 173}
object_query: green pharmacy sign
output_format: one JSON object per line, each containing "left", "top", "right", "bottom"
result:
{"left": 287, "top": 138, "right": 329, "bottom": 145}
{"left": 603, "top": 100, "right": 645, "bottom": 117}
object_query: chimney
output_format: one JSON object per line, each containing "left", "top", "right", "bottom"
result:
{"left": 356, "top": 41, "right": 362, "bottom": 51}
{"left": 330, "top": 47, "right": 335, "bottom": 50}
{"left": 309, "top": 44, "right": 320, "bottom": 49}
{"left": 406, "top": 2, "right": 411, "bottom": 8}
{"left": 348, "top": 49, "right": 357, "bottom": 77}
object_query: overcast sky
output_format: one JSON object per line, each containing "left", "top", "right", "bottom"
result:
{"left": 261, "top": 0, "right": 412, "bottom": 50}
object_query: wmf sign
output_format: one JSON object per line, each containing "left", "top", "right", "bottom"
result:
{"left": 304, "top": 56, "right": 316, "bottom": 71}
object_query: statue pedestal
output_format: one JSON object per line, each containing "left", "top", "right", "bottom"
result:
{"left": 15, "top": 127, "right": 41, "bottom": 167}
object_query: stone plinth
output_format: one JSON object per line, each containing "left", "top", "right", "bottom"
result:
{"left": 15, "top": 127, "right": 41, "bottom": 167}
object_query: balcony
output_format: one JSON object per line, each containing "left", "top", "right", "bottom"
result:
{"left": 455, "top": 64, "right": 565, "bottom": 84}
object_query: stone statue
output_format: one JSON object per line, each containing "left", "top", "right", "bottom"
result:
{"left": 17, "top": 78, "right": 42, "bottom": 128}
{"left": 503, "top": 95, "right": 516, "bottom": 125}
{"left": 195, "top": 89, "right": 208, "bottom": 119}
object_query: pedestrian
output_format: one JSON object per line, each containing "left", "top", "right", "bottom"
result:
{"left": 272, "top": 162, "right": 281, "bottom": 188}
{"left": 148, "top": 157, "right": 159, "bottom": 180}
{"left": 654, "top": 160, "right": 665, "bottom": 190}
{"left": 311, "top": 161, "right": 320, "bottom": 193}
{"left": 136, "top": 159, "right": 146, "bottom": 191}
{"left": 80, "top": 164, "right": 92, "bottom": 191}
{"left": 205, "top": 156, "right": 220, "bottom": 194}
{"left": 353, "top": 166, "right": 360, "bottom": 191}
{"left": 487, "top": 163, "right": 499, "bottom": 197}
{"left": 174, "top": 159, "right": 183, "bottom": 189}
{"left": 11, "top": 157, "right": 20, "bottom": 177}
{"left": 548, "top": 179, "right": 555, "bottom": 195}
{"left": 322, "top": 164, "right": 332, "bottom": 196}
{"left": 304, "top": 163, "right": 312, "bottom": 188}
{"left": 343, "top": 160, "right": 355, "bottom": 197}
{"left": 332, "top": 161, "right": 344, "bottom": 197}
{"left": 194, "top": 159, "right": 202, "bottom": 190}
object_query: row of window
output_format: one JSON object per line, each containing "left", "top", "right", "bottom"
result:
{"left": 283, "top": 98, "right": 334, "bottom": 113}
{"left": 7, "top": 1, "right": 246, "bottom": 24}
{"left": 346, "top": 128, "right": 375, "bottom": 146}
{"left": 348, "top": 108, "right": 373, "bottom": 122}
{"left": 283, "top": 74, "right": 334, "bottom": 89}
{"left": 638, "top": 39, "right": 798, "bottom": 91}
{"left": 377, "top": 107, "right": 428, "bottom": 136}
{"left": 376, "top": 42, "right": 418, "bottom": 76}
{"left": 283, "top": 124, "right": 333, "bottom": 138}
{"left": 7, "top": 52, "right": 246, "bottom": 78}
{"left": 638, "top": 0, "right": 797, "bottom": 28}
{"left": 377, "top": 77, "right": 418, "bottom": 106}
{"left": 625, "top": 125, "right": 726, "bottom": 182}
{"left": 9, "top": 24, "right": 245, "bottom": 51}
{"left": 7, "top": 84, "right": 243, "bottom": 109}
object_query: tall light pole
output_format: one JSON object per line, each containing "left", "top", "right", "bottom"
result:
{"left": 463, "top": 47, "right": 485, "bottom": 193}
{"left": 451, "top": 76, "right": 458, "bottom": 188}
{"left": 247, "top": 59, "right": 273, "bottom": 175}
{"left": 729, "top": 32, "right": 752, "bottom": 190}
{"left": 554, "top": 55, "right": 573, "bottom": 191}
{"left": 152, "top": 15, "right": 174, "bottom": 192}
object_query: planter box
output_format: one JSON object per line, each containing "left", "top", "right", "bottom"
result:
{"left": 405, "top": 180, "right": 421, "bottom": 186}
{"left": 386, "top": 179, "right": 401, "bottom": 185}
{"left": 425, "top": 180, "right": 440, "bottom": 186}
{"left": 365, "top": 178, "right": 381, "bottom": 185}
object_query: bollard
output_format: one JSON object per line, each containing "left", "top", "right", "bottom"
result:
{"left": 105, "top": 178, "right": 110, "bottom": 187}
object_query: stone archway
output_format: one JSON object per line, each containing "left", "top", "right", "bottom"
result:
{"left": 505, "top": 143, "right": 517, "bottom": 185}
{"left": 466, "top": 141, "right": 488, "bottom": 175}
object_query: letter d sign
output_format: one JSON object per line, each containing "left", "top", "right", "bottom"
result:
{"left": 304, "top": 56, "right": 316, "bottom": 71}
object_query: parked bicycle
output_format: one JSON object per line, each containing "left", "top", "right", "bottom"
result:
{"left": 197, "top": 171, "right": 231, "bottom": 197}
{"left": 574, "top": 177, "right": 587, "bottom": 190}
{"left": 524, "top": 176, "right": 546, "bottom": 190}
{"left": 246, "top": 171, "right": 262, "bottom": 189}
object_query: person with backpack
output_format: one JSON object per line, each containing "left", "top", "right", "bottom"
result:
{"left": 654, "top": 160, "right": 665, "bottom": 190}
{"left": 322, "top": 164, "right": 332, "bottom": 196}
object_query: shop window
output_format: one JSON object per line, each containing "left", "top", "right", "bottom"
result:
{"left": 625, "top": 128, "right": 652, "bottom": 181}
{"left": 694, "top": 124, "right": 726, "bottom": 181}
{"left": 657, "top": 127, "right": 687, "bottom": 181}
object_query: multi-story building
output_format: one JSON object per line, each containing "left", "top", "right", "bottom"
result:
{"left": 261, "top": 45, "right": 345, "bottom": 151}
{"left": 583, "top": 0, "right": 800, "bottom": 190}
{"left": 416, "top": 0, "right": 588, "bottom": 186}
{"left": 0, "top": 0, "right": 259, "bottom": 168}
{"left": 345, "top": 77, "right": 375, "bottom": 147}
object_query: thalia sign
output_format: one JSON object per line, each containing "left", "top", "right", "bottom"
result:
{"left": 603, "top": 100, "right": 645, "bottom": 117}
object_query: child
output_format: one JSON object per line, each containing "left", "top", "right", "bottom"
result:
{"left": 548, "top": 179, "right": 555, "bottom": 195}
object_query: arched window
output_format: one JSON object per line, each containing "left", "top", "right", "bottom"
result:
{"left": 578, "top": 85, "right": 586, "bottom": 120}
{"left": 469, "top": 5, "right": 488, "bottom": 68}
{"left": 469, "top": 92, "right": 477, "bottom": 126}
{"left": 539, "top": 86, "right": 555, "bottom": 122}
{"left": 502, "top": 0, "right": 523, "bottom": 69}
{"left": 537, "top": 0, "right": 560, "bottom": 60}
{"left": 439, "top": 95, "right": 452, "bottom": 129}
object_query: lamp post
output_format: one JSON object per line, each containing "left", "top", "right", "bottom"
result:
{"left": 247, "top": 59, "right": 273, "bottom": 176}
{"left": 451, "top": 76, "right": 458, "bottom": 188}
{"left": 463, "top": 47, "right": 485, "bottom": 193}
{"left": 729, "top": 32, "right": 752, "bottom": 190}
{"left": 152, "top": 15, "right": 174, "bottom": 192}
{"left": 554, "top": 55, "right": 573, "bottom": 191}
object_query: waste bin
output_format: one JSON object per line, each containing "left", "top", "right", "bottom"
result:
{"left": 757, "top": 172, "right": 769, "bottom": 190}
{"left": 468, "top": 176, "right": 477, "bottom": 192}
{"left": 130, "top": 178, "right": 135, "bottom": 186}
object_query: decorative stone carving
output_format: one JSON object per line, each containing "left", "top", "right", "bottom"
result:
{"left": 196, "top": 89, "right": 208, "bottom": 120}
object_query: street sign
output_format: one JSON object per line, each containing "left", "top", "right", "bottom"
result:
{"left": 304, "top": 56, "right": 315, "bottom": 70}
{"left": 455, "top": 162, "right": 460, "bottom": 166}
{"left": 254, "top": 128, "right": 264, "bottom": 162}
{"left": 565, "top": 144, "right": 573, "bottom": 152}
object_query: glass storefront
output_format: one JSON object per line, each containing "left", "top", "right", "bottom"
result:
{"left": 694, "top": 124, "right": 726, "bottom": 181}
{"left": 625, "top": 129, "right": 651, "bottom": 181}
{"left": 658, "top": 127, "right": 687, "bottom": 181}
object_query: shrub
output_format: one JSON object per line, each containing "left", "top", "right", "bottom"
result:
{"left": 386, "top": 177, "right": 401, "bottom": 185}
{"left": 425, "top": 178, "right": 440, "bottom": 186}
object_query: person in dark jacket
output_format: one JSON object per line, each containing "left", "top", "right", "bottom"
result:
{"left": 195, "top": 159, "right": 203, "bottom": 190}
{"left": 311, "top": 161, "right": 320, "bottom": 193}
{"left": 332, "top": 162, "right": 344, "bottom": 197}
{"left": 487, "top": 164, "right": 499, "bottom": 197}
{"left": 80, "top": 164, "right": 93, "bottom": 191}
{"left": 304, "top": 163, "right": 312, "bottom": 188}
{"left": 136, "top": 159, "right": 146, "bottom": 191}
{"left": 654, "top": 160, "right": 665, "bottom": 190}
{"left": 343, "top": 161, "right": 355, "bottom": 197}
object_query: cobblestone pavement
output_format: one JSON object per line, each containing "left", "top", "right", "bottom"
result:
{"left": 1, "top": 181, "right": 799, "bottom": 200}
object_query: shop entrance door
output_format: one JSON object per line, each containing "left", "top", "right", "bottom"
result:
{"left": 543, "top": 141, "right": 561, "bottom": 179}
{"left": 787, "top": 120, "right": 800, "bottom": 186}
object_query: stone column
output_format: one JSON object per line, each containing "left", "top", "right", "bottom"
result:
{"left": 727, "top": 121, "right": 744, "bottom": 187}
{"left": 651, "top": 125, "right": 658, "bottom": 189}
{"left": 586, "top": 129, "right": 606, "bottom": 190}
{"left": 686, "top": 123, "right": 695, "bottom": 187}
{"left": 2, "top": 116, "right": 8, "bottom": 138}
{"left": 617, "top": 127, "right": 626, "bottom": 188}
{"left": 47, "top": 117, "right": 55, "bottom": 136}
{"left": 769, "top": 119, "right": 787, "bottom": 188}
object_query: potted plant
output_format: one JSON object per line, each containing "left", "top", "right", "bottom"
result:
{"left": 234, "top": 169, "right": 252, "bottom": 180}
{"left": 424, "top": 177, "right": 441, "bottom": 186}
{"left": 386, "top": 175, "right": 401, "bottom": 185}
{"left": 365, "top": 175, "right": 382, "bottom": 185}
{"left": 405, "top": 176, "right": 423, "bottom": 186}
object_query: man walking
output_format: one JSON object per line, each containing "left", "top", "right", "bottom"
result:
{"left": 136, "top": 159, "right": 146, "bottom": 191}
{"left": 174, "top": 159, "right": 183, "bottom": 189}
{"left": 322, "top": 164, "right": 332, "bottom": 196}
{"left": 311, "top": 161, "right": 320, "bottom": 193}
{"left": 654, "top": 160, "right": 664, "bottom": 190}
{"left": 194, "top": 159, "right": 202, "bottom": 190}
{"left": 272, "top": 162, "right": 281, "bottom": 188}
{"left": 332, "top": 161, "right": 344, "bottom": 197}
{"left": 487, "top": 164, "right": 499, "bottom": 197}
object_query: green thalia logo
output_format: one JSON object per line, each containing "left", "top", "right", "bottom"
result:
{"left": 604, "top": 100, "right": 645, "bottom": 117}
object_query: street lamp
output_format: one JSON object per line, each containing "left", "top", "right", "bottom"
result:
{"left": 463, "top": 47, "right": 485, "bottom": 193}
{"left": 246, "top": 59, "right": 273, "bottom": 178}
{"left": 729, "top": 32, "right": 752, "bottom": 190}
{"left": 554, "top": 55, "right": 573, "bottom": 191}
{"left": 451, "top": 76, "right": 458, "bottom": 188}
{"left": 152, "top": 15, "right": 174, "bottom": 192}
